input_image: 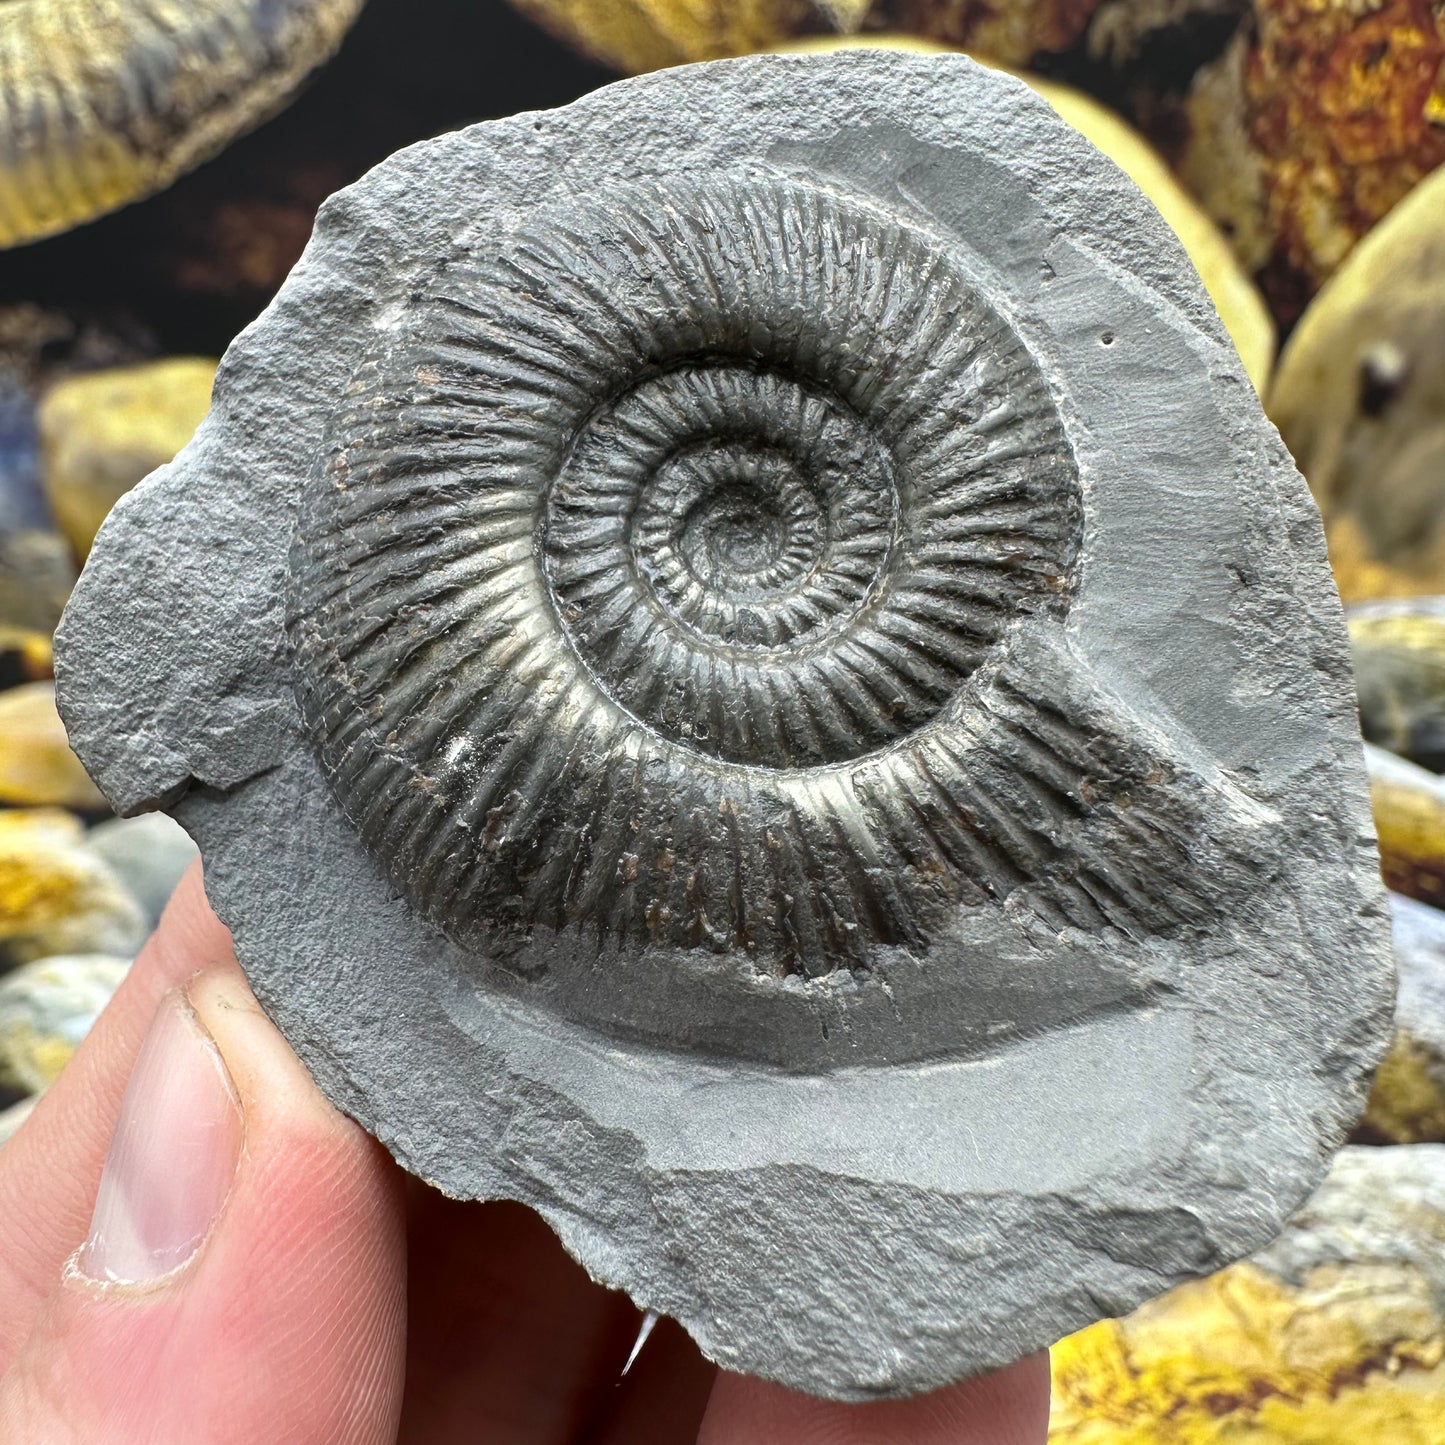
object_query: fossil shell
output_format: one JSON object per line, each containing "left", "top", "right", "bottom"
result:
{"left": 0, "top": 0, "right": 365, "bottom": 248}
{"left": 290, "top": 167, "right": 1268, "bottom": 1011}
{"left": 56, "top": 54, "right": 1393, "bottom": 1399}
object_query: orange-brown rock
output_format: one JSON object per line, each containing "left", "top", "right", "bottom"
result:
{"left": 1178, "top": 0, "right": 1445, "bottom": 321}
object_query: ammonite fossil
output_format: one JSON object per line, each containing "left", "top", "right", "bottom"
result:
{"left": 57, "top": 53, "right": 1394, "bottom": 1398}
{"left": 0, "top": 0, "right": 365, "bottom": 247}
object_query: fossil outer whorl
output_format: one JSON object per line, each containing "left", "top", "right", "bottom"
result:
{"left": 55, "top": 54, "right": 1395, "bottom": 1400}
{"left": 290, "top": 172, "right": 1102, "bottom": 972}
{"left": 0, "top": 0, "right": 366, "bottom": 248}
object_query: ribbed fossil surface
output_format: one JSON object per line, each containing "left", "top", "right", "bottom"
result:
{"left": 290, "top": 172, "right": 1260, "bottom": 973}
{"left": 0, "top": 0, "right": 365, "bottom": 247}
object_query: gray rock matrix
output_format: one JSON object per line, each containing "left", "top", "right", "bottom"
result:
{"left": 56, "top": 53, "right": 1394, "bottom": 1398}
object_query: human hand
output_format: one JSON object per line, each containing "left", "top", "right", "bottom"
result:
{"left": 0, "top": 862, "right": 1050, "bottom": 1443}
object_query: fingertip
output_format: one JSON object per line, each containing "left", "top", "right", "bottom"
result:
{"left": 699, "top": 1351, "right": 1051, "bottom": 1445}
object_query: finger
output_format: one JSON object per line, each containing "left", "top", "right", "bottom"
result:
{"left": 398, "top": 1187, "right": 642, "bottom": 1445}
{"left": 698, "top": 1351, "right": 1052, "bottom": 1445}
{"left": 0, "top": 964, "right": 406, "bottom": 1444}
{"left": 0, "top": 860, "right": 233, "bottom": 1360}
{"left": 579, "top": 1315, "right": 718, "bottom": 1445}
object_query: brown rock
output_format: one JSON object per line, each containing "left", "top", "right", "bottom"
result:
{"left": 1178, "top": 0, "right": 1445, "bottom": 322}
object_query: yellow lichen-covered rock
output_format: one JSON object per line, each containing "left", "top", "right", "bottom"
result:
{"left": 1049, "top": 1146, "right": 1445, "bottom": 1443}
{"left": 1349, "top": 600, "right": 1445, "bottom": 772}
{"left": 0, "top": 682, "right": 104, "bottom": 810}
{"left": 1367, "top": 743, "right": 1445, "bottom": 912}
{"left": 38, "top": 358, "right": 216, "bottom": 559}
{"left": 0, "top": 809, "right": 146, "bottom": 969}
{"left": 1267, "top": 165, "right": 1445, "bottom": 604}
{"left": 0, "top": 0, "right": 366, "bottom": 248}
{"left": 506, "top": 0, "right": 1107, "bottom": 73}
{"left": 786, "top": 37, "right": 1275, "bottom": 390}
{"left": 1356, "top": 893, "right": 1445, "bottom": 1146}
{"left": 0, "top": 954, "right": 130, "bottom": 1095}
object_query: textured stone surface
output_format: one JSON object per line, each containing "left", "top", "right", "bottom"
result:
{"left": 0, "top": 809, "right": 147, "bottom": 970}
{"left": 0, "top": 953, "right": 130, "bottom": 1095}
{"left": 87, "top": 812, "right": 197, "bottom": 929}
{"left": 1049, "top": 1145, "right": 1445, "bottom": 1443}
{"left": 1358, "top": 893, "right": 1445, "bottom": 1146}
{"left": 39, "top": 358, "right": 217, "bottom": 560}
{"left": 57, "top": 53, "right": 1392, "bottom": 1398}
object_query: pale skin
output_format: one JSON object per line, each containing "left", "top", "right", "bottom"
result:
{"left": 0, "top": 861, "right": 1051, "bottom": 1443}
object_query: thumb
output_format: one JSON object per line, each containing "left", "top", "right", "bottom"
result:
{"left": 0, "top": 965, "right": 406, "bottom": 1444}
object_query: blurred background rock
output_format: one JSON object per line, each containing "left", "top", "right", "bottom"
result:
{"left": 1, "top": 0, "right": 1444, "bottom": 1437}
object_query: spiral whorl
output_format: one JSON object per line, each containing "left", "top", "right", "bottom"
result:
{"left": 290, "top": 171, "right": 1088, "bottom": 968}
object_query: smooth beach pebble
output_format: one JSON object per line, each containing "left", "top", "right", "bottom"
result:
{"left": 87, "top": 812, "right": 198, "bottom": 929}
{"left": 0, "top": 528, "right": 74, "bottom": 634}
{"left": 0, "top": 953, "right": 130, "bottom": 1095}
{"left": 0, "top": 808, "right": 147, "bottom": 970}
{"left": 39, "top": 358, "right": 217, "bottom": 559}
{"left": 1269, "top": 165, "right": 1445, "bottom": 602}
{"left": 0, "top": 681, "right": 105, "bottom": 809}
{"left": 1366, "top": 743, "right": 1445, "bottom": 912}
{"left": 1349, "top": 599, "right": 1445, "bottom": 773}
{"left": 1357, "top": 893, "right": 1445, "bottom": 1146}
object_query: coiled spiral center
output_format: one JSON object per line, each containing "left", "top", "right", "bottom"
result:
{"left": 546, "top": 363, "right": 904, "bottom": 763}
